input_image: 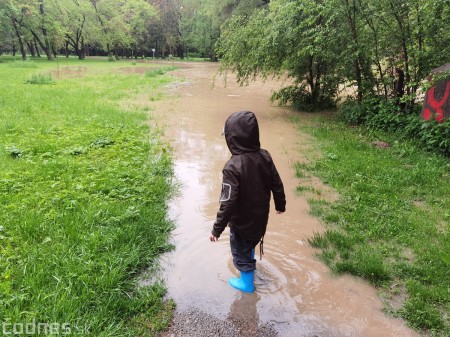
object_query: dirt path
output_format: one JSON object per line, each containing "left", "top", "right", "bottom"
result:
{"left": 146, "top": 62, "right": 419, "bottom": 337}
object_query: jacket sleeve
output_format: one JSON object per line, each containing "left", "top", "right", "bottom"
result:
{"left": 271, "top": 161, "right": 286, "bottom": 212}
{"left": 211, "top": 168, "right": 239, "bottom": 238}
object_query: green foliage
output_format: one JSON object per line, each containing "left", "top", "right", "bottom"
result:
{"left": 216, "top": 0, "right": 450, "bottom": 111}
{"left": 218, "top": 0, "right": 341, "bottom": 110}
{"left": 25, "top": 73, "right": 55, "bottom": 85}
{"left": 0, "top": 58, "right": 175, "bottom": 335}
{"left": 271, "top": 85, "right": 336, "bottom": 112}
{"left": 296, "top": 116, "right": 450, "bottom": 335}
{"left": 145, "top": 66, "right": 177, "bottom": 78}
{"left": 339, "top": 98, "right": 450, "bottom": 156}
{"left": 1, "top": 0, "right": 159, "bottom": 60}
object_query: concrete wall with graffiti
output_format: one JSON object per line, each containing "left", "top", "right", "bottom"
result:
{"left": 422, "top": 63, "right": 450, "bottom": 123}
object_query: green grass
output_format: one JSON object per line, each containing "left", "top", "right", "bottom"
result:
{"left": 145, "top": 66, "right": 178, "bottom": 78}
{"left": 0, "top": 56, "right": 177, "bottom": 336}
{"left": 296, "top": 116, "right": 450, "bottom": 336}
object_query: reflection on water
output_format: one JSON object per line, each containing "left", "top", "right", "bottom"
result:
{"left": 150, "top": 62, "right": 420, "bottom": 337}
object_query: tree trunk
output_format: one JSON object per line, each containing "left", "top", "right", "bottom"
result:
{"left": 30, "top": 29, "right": 52, "bottom": 60}
{"left": 80, "top": 37, "right": 86, "bottom": 59}
{"left": 38, "top": 2, "right": 53, "bottom": 60}
{"left": 12, "top": 19, "right": 26, "bottom": 60}
{"left": 65, "top": 40, "right": 69, "bottom": 57}
{"left": 308, "top": 56, "right": 315, "bottom": 98}
{"left": 34, "top": 38, "right": 41, "bottom": 57}
{"left": 390, "top": 1, "right": 412, "bottom": 111}
{"left": 12, "top": 34, "right": 16, "bottom": 56}
{"left": 27, "top": 42, "right": 36, "bottom": 57}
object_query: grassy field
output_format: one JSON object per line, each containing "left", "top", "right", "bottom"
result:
{"left": 0, "top": 56, "right": 177, "bottom": 336}
{"left": 294, "top": 115, "right": 450, "bottom": 336}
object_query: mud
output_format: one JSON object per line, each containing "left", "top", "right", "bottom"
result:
{"left": 51, "top": 66, "right": 87, "bottom": 79}
{"left": 146, "top": 62, "right": 419, "bottom": 337}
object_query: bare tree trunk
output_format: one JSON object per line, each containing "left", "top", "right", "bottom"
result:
{"left": 27, "top": 42, "right": 36, "bottom": 57}
{"left": 66, "top": 34, "right": 82, "bottom": 59}
{"left": 30, "top": 29, "right": 52, "bottom": 60}
{"left": 11, "top": 34, "right": 16, "bottom": 56}
{"left": 38, "top": 1, "right": 53, "bottom": 60}
{"left": 34, "top": 38, "right": 41, "bottom": 57}
{"left": 12, "top": 19, "right": 26, "bottom": 60}
{"left": 81, "top": 37, "right": 86, "bottom": 59}
{"left": 65, "top": 40, "right": 69, "bottom": 57}
{"left": 308, "top": 56, "right": 315, "bottom": 97}
{"left": 390, "top": 1, "right": 412, "bottom": 111}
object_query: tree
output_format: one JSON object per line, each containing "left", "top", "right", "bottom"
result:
{"left": 123, "top": 0, "right": 158, "bottom": 58}
{"left": 147, "top": 0, "right": 183, "bottom": 58}
{"left": 2, "top": 0, "right": 31, "bottom": 60}
{"left": 218, "top": 0, "right": 340, "bottom": 110}
{"left": 217, "top": 0, "right": 450, "bottom": 111}
{"left": 25, "top": 0, "right": 56, "bottom": 60}
{"left": 56, "top": 0, "right": 96, "bottom": 59}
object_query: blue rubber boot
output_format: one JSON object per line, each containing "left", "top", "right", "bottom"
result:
{"left": 228, "top": 270, "right": 255, "bottom": 293}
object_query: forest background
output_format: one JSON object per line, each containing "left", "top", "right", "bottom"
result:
{"left": 2, "top": 0, "right": 449, "bottom": 111}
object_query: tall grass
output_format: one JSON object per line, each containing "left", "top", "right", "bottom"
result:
{"left": 296, "top": 117, "right": 450, "bottom": 336}
{"left": 0, "top": 56, "right": 177, "bottom": 336}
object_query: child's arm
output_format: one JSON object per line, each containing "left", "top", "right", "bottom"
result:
{"left": 271, "top": 162, "right": 286, "bottom": 213}
{"left": 210, "top": 168, "right": 239, "bottom": 240}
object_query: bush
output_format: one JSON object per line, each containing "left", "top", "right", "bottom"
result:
{"left": 25, "top": 73, "right": 55, "bottom": 85}
{"left": 271, "top": 84, "right": 336, "bottom": 112}
{"left": 145, "top": 66, "right": 177, "bottom": 78}
{"left": 339, "top": 97, "right": 450, "bottom": 156}
{"left": 338, "top": 98, "right": 367, "bottom": 125}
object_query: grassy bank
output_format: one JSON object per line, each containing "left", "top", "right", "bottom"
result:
{"left": 0, "top": 56, "right": 177, "bottom": 336}
{"left": 295, "top": 115, "right": 450, "bottom": 336}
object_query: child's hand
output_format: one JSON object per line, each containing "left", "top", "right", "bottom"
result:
{"left": 210, "top": 235, "right": 219, "bottom": 242}
{"left": 276, "top": 211, "right": 284, "bottom": 214}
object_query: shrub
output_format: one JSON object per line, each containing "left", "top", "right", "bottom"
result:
{"left": 25, "top": 73, "right": 55, "bottom": 85}
{"left": 339, "top": 98, "right": 450, "bottom": 156}
{"left": 338, "top": 98, "right": 367, "bottom": 125}
{"left": 5, "top": 145, "right": 24, "bottom": 159}
{"left": 145, "top": 66, "right": 177, "bottom": 78}
{"left": 271, "top": 84, "right": 337, "bottom": 112}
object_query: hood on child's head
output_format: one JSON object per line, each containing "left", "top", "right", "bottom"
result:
{"left": 224, "top": 111, "right": 260, "bottom": 155}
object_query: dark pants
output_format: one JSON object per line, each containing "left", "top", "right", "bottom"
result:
{"left": 230, "top": 228, "right": 261, "bottom": 272}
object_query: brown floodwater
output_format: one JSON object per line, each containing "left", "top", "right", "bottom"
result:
{"left": 147, "top": 62, "right": 419, "bottom": 337}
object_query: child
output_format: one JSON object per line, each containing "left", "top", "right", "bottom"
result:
{"left": 209, "top": 111, "right": 286, "bottom": 293}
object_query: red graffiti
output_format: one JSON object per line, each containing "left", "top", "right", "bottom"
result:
{"left": 423, "top": 81, "right": 450, "bottom": 123}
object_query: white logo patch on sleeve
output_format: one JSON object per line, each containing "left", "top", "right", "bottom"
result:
{"left": 220, "top": 183, "right": 232, "bottom": 202}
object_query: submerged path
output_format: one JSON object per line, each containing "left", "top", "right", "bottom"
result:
{"left": 149, "top": 62, "right": 419, "bottom": 337}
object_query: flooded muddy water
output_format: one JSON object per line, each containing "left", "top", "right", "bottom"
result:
{"left": 148, "top": 62, "right": 419, "bottom": 337}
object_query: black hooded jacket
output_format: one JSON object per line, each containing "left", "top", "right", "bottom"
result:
{"left": 212, "top": 111, "right": 286, "bottom": 241}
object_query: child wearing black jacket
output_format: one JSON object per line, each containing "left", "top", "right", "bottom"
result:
{"left": 210, "top": 111, "right": 286, "bottom": 293}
